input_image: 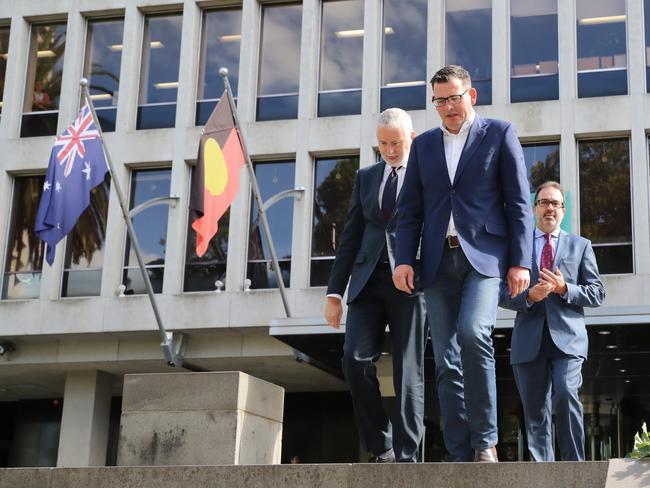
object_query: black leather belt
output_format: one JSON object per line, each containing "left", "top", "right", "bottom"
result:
{"left": 446, "top": 235, "right": 460, "bottom": 248}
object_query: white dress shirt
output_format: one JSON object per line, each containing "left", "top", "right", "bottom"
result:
{"left": 534, "top": 228, "right": 560, "bottom": 270}
{"left": 442, "top": 110, "right": 476, "bottom": 237}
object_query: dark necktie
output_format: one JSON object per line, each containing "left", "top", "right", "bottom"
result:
{"left": 540, "top": 233, "right": 554, "bottom": 271}
{"left": 382, "top": 167, "right": 399, "bottom": 220}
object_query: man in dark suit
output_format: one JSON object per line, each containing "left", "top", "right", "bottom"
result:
{"left": 500, "top": 181, "right": 605, "bottom": 461}
{"left": 325, "top": 108, "right": 427, "bottom": 463}
{"left": 393, "top": 65, "right": 534, "bottom": 462}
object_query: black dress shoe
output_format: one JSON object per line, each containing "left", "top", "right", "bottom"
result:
{"left": 474, "top": 447, "right": 498, "bottom": 462}
{"left": 369, "top": 448, "right": 396, "bottom": 463}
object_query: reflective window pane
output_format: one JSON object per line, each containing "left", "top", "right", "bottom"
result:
{"left": 576, "top": 0, "right": 627, "bottom": 98}
{"left": 122, "top": 168, "right": 171, "bottom": 294}
{"left": 310, "top": 156, "right": 359, "bottom": 286}
{"left": 196, "top": 8, "right": 242, "bottom": 126}
{"left": 521, "top": 142, "right": 560, "bottom": 193}
{"left": 247, "top": 161, "right": 295, "bottom": 289}
{"left": 257, "top": 4, "right": 302, "bottom": 121}
{"left": 578, "top": 139, "right": 632, "bottom": 274}
{"left": 446, "top": 0, "right": 492, "bottom": 105}
{"left": 318, "top": 0, "right": 364, "bottom": 117}
{"left": 380, "top": 0, "right": 427, "bottom": 111}
{"left": 0, "top": 25, "right": 10, "bottom": 115}
{"left": 137, "top": 14, "right": 182, "bottom": 130}
{"left": 62, "top": 175, "right": 110, "bottom": 297}
{"left": 21, "top": 23, "right": 67, "bottom": 137}
{"left": 184, "top": 168, "right": 229, "bottom": 292}
{"left": 510, "top": 0, "right": 558, "bottom": 103}
{"left": 2, "top": 176, "right": 45, "bottom": 299}
{"left": 83, "top": 19, "right": 124, "bottom": 132}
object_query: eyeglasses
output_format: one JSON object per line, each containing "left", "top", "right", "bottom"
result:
{"left": 535, "top": 199, "right": 565, "bottom": 209}
{"left": 432, "top": 89, "right": 468, "bottom": 107}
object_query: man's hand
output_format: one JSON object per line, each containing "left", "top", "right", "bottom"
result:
{"left": 393, "top": 264, "right": 415, "bottom": 293}
{"left": 324, "top": 296, "right": 343, "bottom": 329}
{"left": 527, "top": 281, "right": 553, "bottom": 302}
{"left": 539, "top": 267, "right": 567, "bottom": 295}
{"left": 507, "top": 266, "right": 530, "bottom": 298}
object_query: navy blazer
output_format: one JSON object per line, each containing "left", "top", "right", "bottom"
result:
{"left": 500, "top": 230, "right": 605, "bottom": 364}
{"left": 327, "top": 161, "right": 414, "bottom": 303}
{"left": 395, "top": 114, "right": 534, "bottom": 287}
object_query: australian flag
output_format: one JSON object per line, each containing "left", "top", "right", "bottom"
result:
{"left": 35, "top": 102, "right": 109, "bottom": 265}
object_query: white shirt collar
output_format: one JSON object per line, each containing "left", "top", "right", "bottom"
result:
{"left": 440, "top": 109, "right": 476, "bottom": 137}
{"left": 535, "top": 227, "right": 561, "bottom": 239}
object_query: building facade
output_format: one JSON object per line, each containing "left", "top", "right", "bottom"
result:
{"left": 0, "top": 0, "right": 649, "bottom": 466}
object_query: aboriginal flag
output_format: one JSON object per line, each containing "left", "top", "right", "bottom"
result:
{"left": 190, "top": 95, "right": 246, "bottom": 257}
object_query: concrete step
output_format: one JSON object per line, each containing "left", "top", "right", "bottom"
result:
{"left": 0, "top": 459, "right": 648, "bottom": 488}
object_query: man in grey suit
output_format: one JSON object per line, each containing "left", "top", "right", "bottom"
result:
{"left": 500, "top": 181, "right": 605, "bottom": 461}
{"left": 324, "top": 108, "right": 427, "bottom": 463}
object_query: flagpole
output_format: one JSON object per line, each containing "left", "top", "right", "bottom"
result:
{"left": 79, "top": 78, "right": 204, "bottom": 371}
{"left": 219, "top": 68, "right": 292, "bottom": 318}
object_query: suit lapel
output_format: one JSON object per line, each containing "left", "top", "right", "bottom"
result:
{"left": 453, "top": 115, "right": 488, "bottom": 185}
{"left": 369, "top": 161, "right": 386, "bottom": 221}
{"left": 553, "top": 229, "right": 568, "bottom": 269}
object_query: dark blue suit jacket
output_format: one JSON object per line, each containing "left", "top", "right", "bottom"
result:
{"left": 327, "top": 161, "right": 398, "bottom": 303}
{"left": 395, "top": 114, "right": 534, "bottom": 287}
{"left": 500, "top": 230, "right": 605, "bottom": 364}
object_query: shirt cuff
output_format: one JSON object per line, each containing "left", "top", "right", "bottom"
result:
{"left": 327, "top": 293, "right": 343, "bottom": 301}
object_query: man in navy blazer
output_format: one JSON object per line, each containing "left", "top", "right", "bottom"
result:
{"left": 393, "top": 65, "right": 534, "bottom": 462}
{"left": 500, "top": 181, "right": 605, "bottom": 461}
{"left": 325, "top": 108, "right": 427, "bottom": 463}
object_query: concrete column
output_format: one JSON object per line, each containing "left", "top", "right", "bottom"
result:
{"left": 57, "top": 370, "right": 113, "bottom": 467}
{"left": 491, "top": 0, "right": 508, "bottom": 107}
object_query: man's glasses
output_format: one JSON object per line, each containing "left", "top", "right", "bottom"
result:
{"left": 535, "top": 199, "right": 565, "bottom": 209}
{"left": 432, "top": 89, "right": 468, "bottom": 107}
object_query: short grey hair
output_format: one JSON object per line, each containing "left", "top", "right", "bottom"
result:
{"left": 377, "top": 108, "right": 413, "bottom": 135}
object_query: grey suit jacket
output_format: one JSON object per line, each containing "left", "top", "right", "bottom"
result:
{"left": 500, "top": 229, "right": 605, "bottom": 364}
{"left": 327, "top": 161, "right": 419, "bottom": 303}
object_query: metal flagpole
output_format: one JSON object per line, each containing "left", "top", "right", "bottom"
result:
{"left": 219, "top": 68, "right": 292, "bottom": 318}
{"left": 79, "top": 78, "right": 204, "bottom": 371}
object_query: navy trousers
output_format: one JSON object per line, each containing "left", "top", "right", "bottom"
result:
{"left": 342, "top": 263, "right": 427, "bottom": 462}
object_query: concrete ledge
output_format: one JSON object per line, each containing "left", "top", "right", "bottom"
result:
{"left": 0, "top": 460, "right": 635, "bottom": 488}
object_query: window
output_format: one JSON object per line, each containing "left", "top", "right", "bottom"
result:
{"left": 645, "top": 0, "right": 650, "bottom": 92}
{"left": 521, "top": 142, "right": 560, "bottom": 193}
{"left": 122, "top": 168, "right": 171, "bottom": 294}
{"left": 247, "top": 161, "right": 295, "bottom": 289}
{"left": 137, "top": 14, "right": 182, "bottom": 130}
{"left": 446, "top": 0, "right": 491, "bottom": 105}
{"left": 0, "top": 25, "right": 10, "bottom": 116}
{"left": 578, "top": 139, "right": 632, "bottom": 274}
{"left": 196, "top": 8, "right": 242, "bottom": 126}
{"left": 318, "top": 0, "right": 364, "bottom": 117}
{"left": 21, "top": 22, "right": 66, "bottom": 137}
{"left": 576, "top": 0, "right": 627, "bottom": 98}
{"left": 380, "top": 0, "right": 427, "bottom": 111}
{"left": 61, "top": 175, "right": 110, "bottom": 297}
{"left": 2, "top": 176, "right": 45, "bottom": 299}
{"left": 257, "top": 3, "right": 302, "bottom": 121}
{"left": 510, "top": 0, "right": 558, "bottom": 103}
{"left": 83, "top": 18, "right": 124, "bottom": 132}
{"left": 184, "top": 168, "right": 229, "bottom": 292}
{"left": 310, "top": 156, "right": 359, "bottom": 286}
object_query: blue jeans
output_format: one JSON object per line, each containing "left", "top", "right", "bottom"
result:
{"left": 424, "top": 246, "right": 500, "bottom": 461}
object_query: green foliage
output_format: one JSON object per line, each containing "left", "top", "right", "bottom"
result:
{"left": 629, "top": 422, "right": 650, "bottom": 459}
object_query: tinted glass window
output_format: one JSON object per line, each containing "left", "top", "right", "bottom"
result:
{"left": 311, "top": 156, "right": 359, "bottom": 286}
{"left": 579, "top": 139, "right": 632, "bottom": 274}
{"left": 0, "top": 25, "right": 10, "bottom": 115}
{"left": 510, "top": 0, "right": 558, "bottom": 103}
{"left": 446, "top": 0, "right": 492, "bottom": 105}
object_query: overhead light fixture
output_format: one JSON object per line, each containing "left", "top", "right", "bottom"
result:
{"left": 493, "top": 333, "right": 506, "bottom": 339}
{"left": 109, "top": 44, "right": 123, "bottom": 51}
{"left": 625, "top": 379, "right": 631, "bottom": 383}
{"left": 614, "top": 357, "right": 622, "bottom": 361}
{"left": 606, "top": 345, "right": 618, "bottom": 349}
{"left": 578, "top": 15, "right": 626, "bottom": 26}
{"left": 385, "top": 80, "right": 425, "bottom": 88}
{"left": 619, "top": 369, "right": 627, "bottom": 373}
{"left": 90, "top": 93, "right": 113, "bottom": 101}
{"left": 334, "top": 29, "right": 364, "bottom": 38}
{"left": 384, "top": 27, "right": 394, "bottom": 34}
{"left": 37, "top": 50, "right": 56, "bottom": 58}
{"left": 153, "top": 81, "right": 178, "bottom": 89}
{"left": 598, "top": 330, "right": 611, "bottom": 335}
{"left": 150, "top": 40, "right": 164, "bottom": 49}
{"left": 218, "top": 34, "right": 241, "bottom": 42}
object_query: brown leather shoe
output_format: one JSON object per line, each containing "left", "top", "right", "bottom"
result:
{"left": 473, "top": 447, "right": 498, "bottom": 462}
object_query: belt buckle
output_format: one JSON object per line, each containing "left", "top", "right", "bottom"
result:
{"left": 447, "top": 235, "right": 460, "bottom": 248}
